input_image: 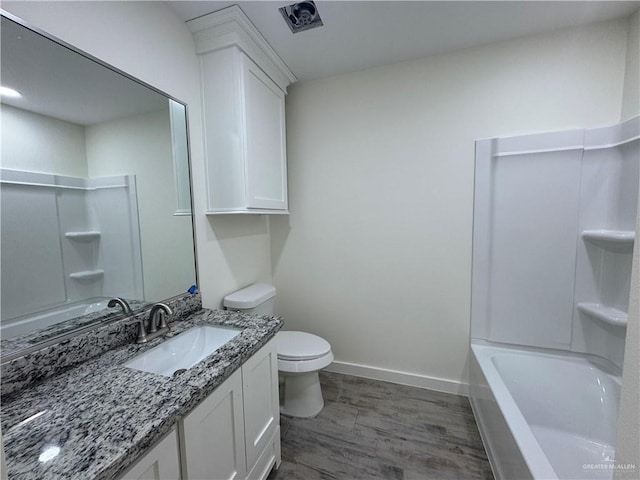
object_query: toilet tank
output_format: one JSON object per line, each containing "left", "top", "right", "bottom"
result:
{"left": 223, "top": 283, "right": 276, "bottom": 315}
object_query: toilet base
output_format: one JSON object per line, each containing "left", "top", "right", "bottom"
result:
{"left": 280, "top": 371, "right": 324, "bottom": 418}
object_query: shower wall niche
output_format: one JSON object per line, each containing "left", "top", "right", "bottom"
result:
{"left": 471, "top": 116, "right": 639, "bottom": 368}
{"left": 0, "top": 168, "right": 143, "bottom": 322}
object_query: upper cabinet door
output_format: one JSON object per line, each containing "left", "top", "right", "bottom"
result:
{"left": 188, "top": 6, "right": 296, "bottom": 215}
{"left": 242, "top": 55, "right": 288, "bottom": 211}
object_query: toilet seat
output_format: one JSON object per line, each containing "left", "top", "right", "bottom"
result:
{"left": 277, "top": 331, "right": 331, "bottom": 360}
{"left": 276, "top": 331, "right": 334, "bottom": 373}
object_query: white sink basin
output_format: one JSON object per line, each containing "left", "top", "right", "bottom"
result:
{"left": 124, "top": 325, "right": 241, "bottom": 377}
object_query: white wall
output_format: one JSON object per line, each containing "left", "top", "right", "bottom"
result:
{"left": 272, "top": 18, "right": 629, "bottom": 391}
{"left": 615, "top": 198, "right": 640, "bottom": 478}
{"left": 1, "top": 1, "right": 273, "bottom": 307}
{"left": 614, "top": 8, "right": 640, "bottom": 479}
{"left": 85, "top": 109, "right": 195, "bottom": 302}
{"left": 0, "top": 104, "right": 87, "bottom": 176}
{"left": 621, "top": 10, "right": 639, "bottom": 121}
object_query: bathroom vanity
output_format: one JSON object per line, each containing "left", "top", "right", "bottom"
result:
{"left": 123, "top": 338, "right": 280, "bottom": 480}
{"left": 0, "top": 304, "right": 283, "bottom": 480}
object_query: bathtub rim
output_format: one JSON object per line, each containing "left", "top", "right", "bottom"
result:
{"left": 471, "top": 341, "right": 556, "bottom": 479}
{"left": 1, "top": 296, "right": 109, "bottom": 323}
{"left": 470, "top": 352, "right": 533, "bottom": 480}
{"left": 470, "top": 340, "right": 622, "bottom": 480}
{"left": 473, "top": 339, "right": 622, "bottom": 380}
{"left": 0, "top": 296, "right": 111, "bottom": 338}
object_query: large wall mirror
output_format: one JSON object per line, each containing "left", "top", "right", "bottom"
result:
{"left": 0, "top": 13, "right": 197, "bottom": 360}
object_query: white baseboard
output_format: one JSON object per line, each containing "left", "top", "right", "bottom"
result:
{"left": 324, "top": 360, "right": 469, "bottom": 397}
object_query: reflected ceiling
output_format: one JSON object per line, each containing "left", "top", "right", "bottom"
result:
{"left": 1, "top": 16, "right": 167, "bottom": 125}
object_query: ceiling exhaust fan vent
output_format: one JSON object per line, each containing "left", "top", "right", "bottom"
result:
{"left": 279, "top": 1, "right": 323, "bottom": 33}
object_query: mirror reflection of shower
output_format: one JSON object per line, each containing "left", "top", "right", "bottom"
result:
{"left": 0, "top": 15, "right": 196, "bottom": 344}
{"left": 0, "top": 168, "right": 143, "bottom": 339}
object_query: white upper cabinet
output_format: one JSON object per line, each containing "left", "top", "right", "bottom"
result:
{"left": 188, "top": 6, "right": 296, "bottom": 215}
{"left": 243, "top": 55, "right": 287, "bottom": 210}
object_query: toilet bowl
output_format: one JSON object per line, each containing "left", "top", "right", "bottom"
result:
{"left": 277, "top": 331, "right": 334, "bottom": 418}
{"left": 223, "top": 283, "right": 334, "bottom": 418}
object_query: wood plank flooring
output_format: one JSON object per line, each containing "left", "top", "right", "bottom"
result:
{"left": 268, "top": 371, "right": 493, "bottom": 480}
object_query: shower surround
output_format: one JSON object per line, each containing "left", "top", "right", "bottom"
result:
{"left": 469, "top": 116, "right": 639, "bottom": 479}
{"left": 0, "top": 169, "right": 143, "bottom": 337}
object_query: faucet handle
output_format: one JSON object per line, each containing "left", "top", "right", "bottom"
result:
{"left": 157, "top": 310, "right": 169, "bottom": 329}
{"left": 136, "top": 319, "right": 148, "bottom": 343}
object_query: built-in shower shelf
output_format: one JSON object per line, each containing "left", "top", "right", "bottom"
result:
{"left": 577, "top": 303, "right": 627, "bottom": 328}
{"left": 65, "top": 231, "right": 101, "bottom": 242}
{"left": 582, "top": 230, "right": 635, "bottom": 252}
{"left": 69, "top": 270, "right": 104, "bottom": 281}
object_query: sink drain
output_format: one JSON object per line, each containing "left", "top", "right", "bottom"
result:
{"left": 172, "top": 368, "right": 187, "bottom": 377}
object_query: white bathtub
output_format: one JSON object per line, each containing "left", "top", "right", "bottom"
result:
{"left": 0, "top": 298, "right": 111, "bottom": 339}
{"left": 470, "top": 342, "right": 621, "bottom": 480}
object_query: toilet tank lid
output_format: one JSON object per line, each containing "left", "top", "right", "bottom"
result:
{"left": 223, "top": 283, "right": 276, "bottom": 309}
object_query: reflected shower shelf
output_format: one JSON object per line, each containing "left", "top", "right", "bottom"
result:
{"left": 582, "top": 230, "right": 634, "bottom": 252}
{"left": 65, "top": 231, "right": 101, "bottom": 242}
{"left": 577, "top": 303, "right": 627, "bottom": 328}
{"left": 69, "top": 270, "right": 104, "bottom": 281}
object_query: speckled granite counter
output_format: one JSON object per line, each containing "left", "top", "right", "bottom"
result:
{"left": 1, "top": 293, "right": 202, "bottom": 396}
{"left": 1, "top": 298, "right": 149, "bottom": 357}
{"left": 0, "top": 309, "right": 283, "bottom": 480}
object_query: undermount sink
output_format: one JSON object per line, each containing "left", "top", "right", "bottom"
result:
{"left": 124, "top": 325, "right": 241, "bottom": 377}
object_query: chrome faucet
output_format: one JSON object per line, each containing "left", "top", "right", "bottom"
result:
{"left": 135, "top": 303, "right": 173, "bottom": 344}
{"left": 108, "top": 297, "right": 132, "bottom": 315}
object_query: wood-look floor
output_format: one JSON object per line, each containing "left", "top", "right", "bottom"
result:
{"left": 268, "top": 371, "right": 494, "bottom": 480}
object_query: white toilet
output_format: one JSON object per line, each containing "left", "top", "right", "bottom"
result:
{"left": 223, "top": 283, "right": 334, "bottom": 418}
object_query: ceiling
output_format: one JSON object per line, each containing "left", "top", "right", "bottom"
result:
{"left": 2, "top": 2, "right": 637, "bottom": 124}
{"left": 1, "top": 16, "right": 168, "bottom": 126}
{"left": 168, "top": 1, "right": 639, "bottom": 82}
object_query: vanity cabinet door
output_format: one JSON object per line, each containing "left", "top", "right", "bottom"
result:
{"left": 118, "top": 428, "right": 180, "bottom": 480}
{"left": 242, "top": 339, "right": 279, "bottom": 474}
{"left": 180, "top": 369, "right": 247, "bottom": 480}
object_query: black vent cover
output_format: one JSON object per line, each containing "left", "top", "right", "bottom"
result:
{"left": 279, "top": 1, "right": 323, "bottom": 33}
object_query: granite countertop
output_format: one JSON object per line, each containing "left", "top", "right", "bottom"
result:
{"left": 0, "top": 308, "right": 283, "bottom": 480}
{"left": 1, "top": 298, "right": 149, "bottom": 357}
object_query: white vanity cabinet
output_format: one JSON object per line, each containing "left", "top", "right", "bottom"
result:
{"left": 180, "top": 369, "right": 247, "bottom": 480}
{"left": 241, "top": 337, "right": 280, "bottom": 477}
{"left": 179, "top": 339, "right": 281, "bottom": 480}
{"left": 118, "top": 428, "right": 180, "bottom": 480}
{"left": 188, "top": 5, "right": 296, "bottom": 215}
